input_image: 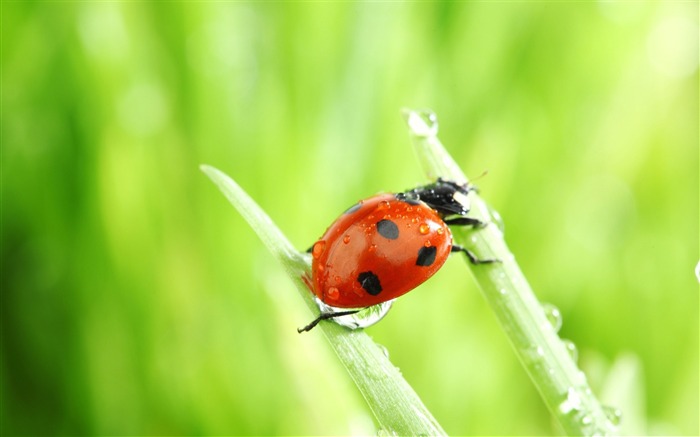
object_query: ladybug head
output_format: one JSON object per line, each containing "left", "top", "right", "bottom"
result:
{"left": 399, "top": 178, "right": 474, "bottom": 217}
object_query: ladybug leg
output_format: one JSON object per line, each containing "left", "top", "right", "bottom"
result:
{"left": 451, "top": 244, "right": 501, "bottom": 265}
{"left": 444, "top": 217, "right": 487, "bottom": 228}
{"left": 297, "top": 310, "right": 360, "bottom": 333}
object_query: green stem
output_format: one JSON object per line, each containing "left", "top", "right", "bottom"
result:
{"left": 401, "top": 108, "right": 619, "bottom": 436}
{"left": 201, "top": 165, "right": 446, "bottom": 436}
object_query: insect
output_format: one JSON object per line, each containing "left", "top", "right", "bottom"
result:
{"left": 298, "top": 178, "right": 498, "bottom": 333}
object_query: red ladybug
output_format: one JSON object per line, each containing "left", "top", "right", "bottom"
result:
{"left": 298, "top": 179, "right": 497, "bottom": 332}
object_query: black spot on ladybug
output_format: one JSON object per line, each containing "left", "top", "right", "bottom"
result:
{"left": 344, "top": 202, "right": 362, "bottom": 214}
{"left": 357, "top": 271, "right": 382, "bottom": 295}
{"left": 376, "top": 219, "right": 399, "bottom": 240}
{"left": 416, "top": 246, "right": 437, "bottom": 267}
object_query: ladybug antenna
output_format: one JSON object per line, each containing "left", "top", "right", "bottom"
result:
{"left": 470, "top": 170, "right": 489, "bottom": 183}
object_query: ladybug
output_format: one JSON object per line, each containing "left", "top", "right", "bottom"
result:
{"left": 298, "top": 178, "right": 498, "bottom": 333}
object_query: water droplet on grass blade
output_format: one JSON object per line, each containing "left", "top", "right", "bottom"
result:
{"left": 603, "top": 405, "right": 622, "bottom": 426}
{"left": 488, "top": 206, "right": 505, "bottom": 234}
{"left": 562, "top": 339, "right": 579, "bottom": 362}
{"left": 541, "top": 302, "right": 563, "bottom": 332}
{"left": 313, "top": 297, "right": 394, "bottom": 330}
{"left": 404, "top": 108, "right": 438, "bottom": 137}
{"left": 559, "top": 387, "right": 582, "bottom": 414}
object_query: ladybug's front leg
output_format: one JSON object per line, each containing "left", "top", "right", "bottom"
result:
{"left": 451, "top": 245, "right": 500, "bottom": 265}
{"left": 297, "top": 310, "right": 360, "bottom": 333}
{"left": 444, "top": 217, "right": 487, "bottom": 228}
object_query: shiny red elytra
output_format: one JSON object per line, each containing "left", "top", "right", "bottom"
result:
{"left": 298, "top": 179, "right": 498, "bottom": 333}
{"left": 310, "top": 193, "right": 451, "bottom": 308}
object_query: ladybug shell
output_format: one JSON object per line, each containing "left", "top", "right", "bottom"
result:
{"left": 310, "top": 193, "right": 452, "bottom": 308}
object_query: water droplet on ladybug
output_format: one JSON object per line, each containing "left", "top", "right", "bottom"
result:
{"left": 352, "top": 285, "right": 364, "bottom": 297}
{"left": 368, "top": 244, "right": 377, "bottom": 252}
{"left": 312, "top": 240, "right": 326, "bottom": 259}
{"left": 378, "top": 200, "right": 390, "bottom": 210}
{"left": 424, "top": 240, "right": 432, "bottom": 247}
{"left": 326, "top": 287, "right": 340, "bottom": 300}
{"left": 436, "top": 227, "right": 444, "bottom": 235}
{"left": 419, "top": 223, "right": 430, "bottom": 234}
{"left": 343, "top": 235, "right": 351, "bottom": 244}
{"left": 334, "top": 275, "right": 341, "bottom": 283}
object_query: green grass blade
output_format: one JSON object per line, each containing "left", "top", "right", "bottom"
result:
{"left": 402, "top": 109, "right": 619, "bottom": 436}
{"left": 200, "top": 164, "right": 446, "bottom": 436}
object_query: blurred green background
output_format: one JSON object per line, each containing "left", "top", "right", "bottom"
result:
{"left": 2, "top": 2, "right": 698, "bottom": 435}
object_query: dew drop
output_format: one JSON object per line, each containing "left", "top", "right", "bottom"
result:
{"left": 581, "top": 415, "right": 592, "bottom": 425}
{"left": 377, "top": 343, "right": 390, "bottom": 358}
{"left": 488, "top": 207, "right": 506, "bottom": 234}
{"left": 377, "top": 200, "right": 390, "bottom": 211}
{"left": 559, "top": 387, "right": 582, "bottom": 414}
{"left": 424, "top": 240, "right": 432, "bottom": 247}
{"left": 312, "top": 297, "right": 394, "bottom": 330}
{"left": 334, "top": 275, "right": 342, "bottom": 284}
{"left": 343, "top": 235, "right": 351, "bottom": 244}
{"left": 436, "top": 227, "right": 444, "bottom": 235}
{"left": 562, "top": 339, "right": 579, "bottom": 362}
{"left": 419, "top": 223, "right": 430, "bottom": 234}
{"left": 326, "top": 287, "right": 339, "bottom": 300}
{"left": 404, "top": 108, "right": 439, "bottom": 137}
{"left": 311, "top": 240, "right": 326, "bottom": 259}
{"left": 603, "top": 405, "right": 622, "bottom": 427}
{"left": 368, "top": 244, "right": 377, "bottom": 252}
{"left": 541, "top": 302, "right": 563, "bottom": 332}
{"left": 579, "top": 371, "right": 589, "bottom": 384}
